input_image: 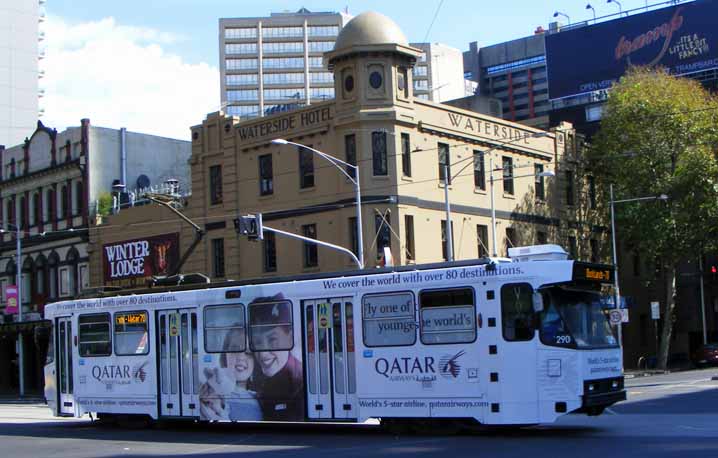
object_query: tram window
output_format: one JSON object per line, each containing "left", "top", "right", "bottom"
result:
{"left": 79, "top": 313, "right": 112, "bottom": 357}
{"left": 249, "top": 301, "right": 293, "bottom": 351}
{"left": 204, "top": 304, "right": 246, "bottom": 353}
{"left": 419, "top": 288, "right": 476, "bottom": 344}
{"left": 500, "top": 283, "right": 536, "bottom": 341}
{"left": 362, "top": 292, "right": 416, "bottom": 347}
{"left": 114, "top": 311, "right": 149, "bottom": 355}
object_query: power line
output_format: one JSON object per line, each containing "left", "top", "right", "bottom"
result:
{"left": 422, "top": 0, "right": 446, "bottom": 44}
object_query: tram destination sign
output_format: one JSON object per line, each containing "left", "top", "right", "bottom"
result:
{"left": 103, "top": 233, "right": 180, "bottom": 288}
{"left": 572, "top": 262, "right": 615, "bottom": 284}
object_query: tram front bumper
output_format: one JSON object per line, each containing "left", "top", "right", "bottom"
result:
{"left": 579, "top": 377, "right": 626, "bottom": 413}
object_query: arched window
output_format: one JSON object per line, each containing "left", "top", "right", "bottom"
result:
{"left": 19, "top": 196, "right": 27, "bottom": 229}
{"left": 45, "top": 189, "right": 55, "bottom": 222}
{"left": 6, "top": 199, "right": 14, "bottom": 226}
{"left": 66, "top": 248, "right": 79, "bottom": 297}
{"left": 60, "top": 186, "right": 68, "bottom": 219}
{"left": 35, "top": 255, "right": 46, "bottom": 299}
{"left": 75, "top": 181, "right": 84, "bottom": 216}
{"left": 32, "top": 193, "right": 41, "bottom": 227}
{"left": 22, "top": 257, "right": 34, "bottom": 305}
{"left": 48, "top": 251, "right": 59, "bottom": 299}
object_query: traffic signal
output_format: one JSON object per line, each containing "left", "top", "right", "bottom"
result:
{"left": 711, "top": 265, "right": 717, "bottom": 283}
{"left": 233, "top": 213, "right": 263, "bottom": 240}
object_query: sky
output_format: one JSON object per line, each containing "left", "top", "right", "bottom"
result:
{"left": 40, "top": 0, "right": 654, "bottom": 140}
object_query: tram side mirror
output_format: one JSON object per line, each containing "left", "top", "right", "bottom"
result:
{"left": 532, "top": 291, "right": 544, "bottom": 313}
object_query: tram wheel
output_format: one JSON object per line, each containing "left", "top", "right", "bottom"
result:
{"left": 380, "top": 418, "right": 412, "bottom": 435}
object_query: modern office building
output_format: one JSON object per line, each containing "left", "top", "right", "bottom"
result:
{"left": 219, "top": 8, "right": 352, "bottom": 119}
{"left": 411, "top": 42, "right": 469, "bottom": 102}
{"left": 0, "top": 0, "right": 42, "bottom": 147}
{"left": 463, "top": 33, "right": 550, "bottom": 128}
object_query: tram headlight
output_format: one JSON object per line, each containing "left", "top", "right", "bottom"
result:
{"left": 611, "top": 380, "right": 619, "bottom": 390}
{"left": 588, "top": 384, "right": 595, "bottom": 392}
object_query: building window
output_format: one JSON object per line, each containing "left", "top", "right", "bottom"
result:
{"left": 45, "top": 189, "right": 54, "bottom": 222}
{"left": 375, "top": 213, "right": 391, "bottom": 260}
{"left": 226, "top": 74, "right": 259, "bottom": 86}
{"left": 405, "top": 215, "right": 415, "bottom": 261}
{"left": 302, "top": 224, "right": 318, "bottom": 267}
{"left": 473, "top": 151, "right": 485, "bottom": 190}
{"left": 372, "top": 131, "right": 387, "bottom": 176}
{"left": 349, "top": 217, "right": 359, "bottom": 258}
{"left": 590, "top": 238, "right": 599, "bottom": 263}
{"left": 299, "top": 147, "right": 314, "bottom": 189}
{"left": 441, "top": 220, "right": 454, "bottom": 261}
{"left": 568, "top": 235, "right": 577, "bottom": 259}
{"left": 345, "top": 134, "right": 356, "bottom": 179}
{"left": 212, "top": 238, "right": 225, "bottom": 278}
{"left": 535, "top": 164, "right": 545, "bottom": 201}
{"left": 259, "top": 154, "right": 273, "bottom": 196}
{"left": 6, "top": 199, "right": 14, "bottom": 226}
{"left": 263, "top": 232, "right": 277, "bottom": 272}
{"left": 505, "top": 227, "right": 516, "bottom": 256}
{"left": 75, "top": 181, "right": 83, "bottom": 216}
{"left": 566, "top": 170, "right": 575, "bottom": 206}
{"left": 537, "top": 231, "right": 548, "bottom": 245}
{"left": 32, "top": 193, "right": 40, "bottom": 226}
{"left": 401, "top": 133, "right": 412, "bottom": 177}
{"left": 477, "top": 224, "right": 489, "bottom": 258}
{"left": 438, "top": 143, "right": 451, "bottom": 184}
{"left": 502, "top": 156, "right": 514, "bottom": 195}
{"left": 588, "top": 176, "right": 596, "bottom": 209}
{"left": 209, "top": 165, "right": 223, "bottom": 205}
{"left": 19, "top": 196, "right": 27, "bottom": 229}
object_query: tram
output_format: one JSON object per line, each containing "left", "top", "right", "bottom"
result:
{"left": 43, "top": 244, "right": 625, "bottom": 427}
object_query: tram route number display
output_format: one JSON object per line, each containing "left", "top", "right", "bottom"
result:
{"left": 115, "top": 312, "right": 147, "bottom": 326}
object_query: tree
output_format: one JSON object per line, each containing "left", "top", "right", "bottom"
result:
{"left": 590, "top": 67, "right": 718, "bottom": 370}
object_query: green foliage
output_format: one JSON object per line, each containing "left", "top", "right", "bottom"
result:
{"left": 590, "top": 67, "right": 718, "bottom": 263}
{"left": 97, "top": 192, "right": 113, "bottom": 217}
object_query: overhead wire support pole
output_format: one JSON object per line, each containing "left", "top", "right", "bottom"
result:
{"left": 272, "top": 139, "right": 364, "bottom": 269}
{"left": 143, "top": 193, "right": 205, "bottom": 277}
{"left": 15, "top": 224, "right": 24, "bottom": 398}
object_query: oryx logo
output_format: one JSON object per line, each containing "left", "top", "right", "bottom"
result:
{"left": 439, "top": 350, "right": 465, "bottom": 379}
{"left": 132, "top": 361, "right": 149, "bottom": 383}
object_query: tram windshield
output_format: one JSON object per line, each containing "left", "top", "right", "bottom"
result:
{"left": 540, "top": 287, "right": 618, "bottom": 349}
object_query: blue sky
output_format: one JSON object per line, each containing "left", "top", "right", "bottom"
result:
{"left": 46, "top": 0, "right": 647, "bottom": 66}
{"left": 40, "top": 0, "right": 653, "bottom": 139}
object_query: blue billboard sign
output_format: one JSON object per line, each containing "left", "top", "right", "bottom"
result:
{"left": 546, "top": 0, "right": 718, "bottom": 100}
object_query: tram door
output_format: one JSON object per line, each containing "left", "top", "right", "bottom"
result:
{"left": 56, "top": 317, "right": 74, "bottom": 416}
{"left": 303, "top": 297, "right": 357, "bottom": 420}
{"left": 157, "top": 309, "right": 199, "bottom": 417}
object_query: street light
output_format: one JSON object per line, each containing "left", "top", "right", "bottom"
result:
{"left": 0, "top": 223, "right": 24, "bottom": 397}
{"left": 553, "top": 11, "right": 571, "bottom": 24}
{"left": 609, "top": 184, "right": 668, "bottom": 347}
{"left": 607, "top": 0, "right": 622, "bottom": 15}
{"left": 434, "top": 131, "right": 551, "bottom": 260}
{"left": 271, "top": 138, "right": 364, "bottom": 269}
{"left": 586, "top": 3, "right": 597, "bottom": 21}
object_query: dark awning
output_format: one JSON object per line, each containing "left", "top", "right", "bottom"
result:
{"left": 0, "top": 319, "right": 51, "bottom": 336}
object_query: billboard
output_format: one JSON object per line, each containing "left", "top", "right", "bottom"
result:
{"left": 546, "top": 0, "right": 718, "bottom": 100}
{"left": 103, "top": 233, "right": 180, "bottom": 288}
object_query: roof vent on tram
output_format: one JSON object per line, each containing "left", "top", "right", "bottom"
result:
{"left": 508, "top": 244, "right": 568, "bottom": 262}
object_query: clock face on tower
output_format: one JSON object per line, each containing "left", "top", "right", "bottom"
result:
{"left": 369, "top": 71, "right": 383, "bottom": 89}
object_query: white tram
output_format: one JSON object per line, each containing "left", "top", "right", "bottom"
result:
{"left": 43, "top": 245, "right": 625, "bottom": 427}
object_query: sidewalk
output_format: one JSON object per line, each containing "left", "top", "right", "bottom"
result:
{"left": 0, "top": 395, "right": 46, "bottom": 405}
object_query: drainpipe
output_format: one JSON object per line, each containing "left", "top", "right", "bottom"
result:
{"left": 120, "top": 128, "right": 127, "bottom": 187}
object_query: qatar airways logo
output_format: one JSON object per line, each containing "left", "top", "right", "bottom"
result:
{"left": 614, "top": 8, "right": 684, "bottom": 66}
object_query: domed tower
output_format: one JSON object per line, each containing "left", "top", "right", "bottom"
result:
{"left": 324, "top": 12, "right": 423, "bottom": 121}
